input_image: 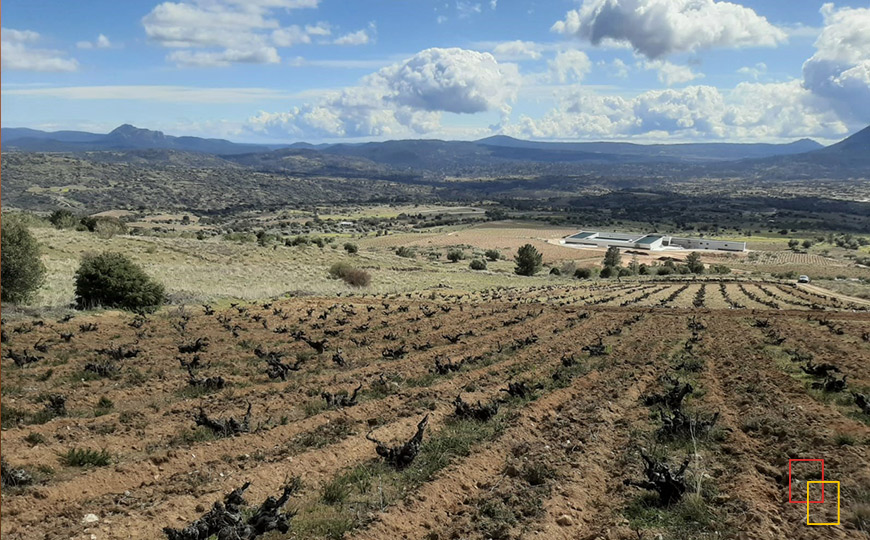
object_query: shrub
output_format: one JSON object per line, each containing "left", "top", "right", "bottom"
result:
{"left": 329, "top": 262, "right": 353, "bottom": 279}
{"left": 395, "top": 246, "right": 416, "bottom": 258}
{"left": 287, "top": 235, "right": 310, "bottom": 246}
{"left": 49, "top": 209, "right": 78, "bottom": 229}
{"left": 447, "top": 249, "right": 465, "bottom": 263}
{"left": 24, "top": 432, "right": 46, "bottom": 446}
{"left": 80, "top": 216, "right": 127, "bottom": 237}
{"left": 343, "top": 268, "right": 371, "bottom": 288}
{"left": 549, "top": 267, "right": 561, "bottom": 276}
{"left": 1, "top": 216, "right": 46, "bottom": 303}
{"left": 514, "top": 244, "right": 542, "bottom": 276}
{"left": 329, "top": 262, "right": 370, "bottom": 287}
{"left": 618, "top": 268, "right": 632, "bottom": 277}
{"left": 484, "top": 249, "right": 501, "bottom": 261}
{"left": 74, "top": 252, "right": 165, "bottom": 312}
{"left": 469, "top": 259, "right": 487, "bottom": 271}
{"left": 657, "top": 266, "right": 674, "bottom": 276}
{"left": 599, "top": 266, "right": 614, "bottom": 278}
{"left": 574, "top": 268, "right": 592, "bottom": 279}
{"left": 60, "top": 448, "right": 111, "bottom": 467}
{"left": 343, "top": 243, "right": 358, "bottom": 254}
{"left": 710, "top": 264, "right": 731, "bottom": 275}
{"left": 94, "top": 219, "right": 127, "bottom": 239}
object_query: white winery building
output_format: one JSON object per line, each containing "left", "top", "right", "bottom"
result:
{"left": 563, "top": 230, "right": 746, "bottom": 252}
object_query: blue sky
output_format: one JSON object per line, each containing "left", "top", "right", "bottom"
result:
{"left": 2, "top": 1, "right": 869, "bottom": 143}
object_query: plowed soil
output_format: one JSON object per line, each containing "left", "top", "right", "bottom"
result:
{"left": 2, "top": 280, "right": 869, "bottom": 540}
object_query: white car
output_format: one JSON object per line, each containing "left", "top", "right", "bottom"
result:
{"left": 798, "top": 275, "right": 810, "bottom": 284}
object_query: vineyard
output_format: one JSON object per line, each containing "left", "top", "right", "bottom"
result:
{"left": 2, "top": 280, "right": 869, "bottom": 540}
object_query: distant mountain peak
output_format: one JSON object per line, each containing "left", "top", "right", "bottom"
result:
{"left": 108, "top": 124, "right": 166, "bottom": 141}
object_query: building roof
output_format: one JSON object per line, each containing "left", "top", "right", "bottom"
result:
{"left": 636, "top": 234, "right": 664, "bottom": 245}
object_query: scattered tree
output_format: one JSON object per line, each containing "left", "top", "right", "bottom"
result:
{"left": 603, "top": 246, "right": 622, "bottom": 269}
{"left": 1, "top": 216, "right": 46, "bottom": 304}
{"left": 343, "top": 242, "right": 358, "bottom": 254}
{"left": 685, "top": 251, "right": 705, "bottom": 274}
{"left": 514, "top": 244, "right": 542, "bottom": 276}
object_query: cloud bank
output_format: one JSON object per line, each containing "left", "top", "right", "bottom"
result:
{"left": 248, "top": 47, "right": 520, "bottom": 138}
{"left": 552, "top": 0, "right": 786, "bottom": 59}
{"left": 2, "top": 27, "right": 79, "bottom": 71}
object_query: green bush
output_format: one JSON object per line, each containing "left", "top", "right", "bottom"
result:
{"left": 514, "top": 244, "right": 542, "bottom": 276}
{"left": 343, "top": 243, "right": 358, "bottom": 254}
{"left": 49, "top": 209, "right": 78, "bottom": 229}
{"left": 287, "top": 235, "right": 310, "bottom": 246}
{"left": 574, "top": 268, "right": 592, "bottom": 279}
{"left": 657, "top": 266, "right": 674, "bottom": 276}
{"left": 1, "top": 216, "right": 46, "bottom": 303}
{"left": 599, "top": 266, "right": 614, "bottom": 278}
{"left": 484, "top": 249, "right": 501, "bottom": 261}
{"left": 549, "top": 267, "right": 561, "bottom": 276}
{"left": 225, "top": 232, "right": 257, "bottom": 243}
{"left": 469, "top": 259, "right": 487, "bottom": 271}
{"left": 74, "top": 252, "right": 165, "bottom": 312}
{"left": 80, "top": 216, "right": 127, "bottom": 237}
{"left": 447, "top": 249, "right": 465, "bottom": 263}
{"left": 395, "top": 246, "right": 416, "bottom": 258}
{"left": 329, "top": 262, "right": 353, "bottom": 279}
{"left": 328, "top": 262, "right": 371, "bottom": 287}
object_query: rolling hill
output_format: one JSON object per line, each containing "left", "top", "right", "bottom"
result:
{"left": 1, "top": 124, "right": 275, "bottom": 155}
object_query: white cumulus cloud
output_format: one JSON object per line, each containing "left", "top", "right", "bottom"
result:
{"left": 801, "top": 3, "right": 870, "bottom": 124}
{"left": 737, "top": 62, "right": 767, "bottom": 80}
{"left": 640, "top": 59, "right": 703, "bottom": 86}
{"left": 142, "top": 0, "right": 320, "bottom": 67}
{"left": 492, "top": 41, "right": 543, "bottom": 61}
{"left": 552, "top": 0, "right": 786, "bottom": 59}
{"left": 333, "top": 29, "right": 370, "bottom": 46}
{"left": 504, "top": 81, "right": 848, "bottom": 142}
{"left": 77, "top": 34, "right": 113, "bottom": 49}
{"left": 1, "top": 27, "right": 79, "bottom": 71}
{"left": 549, "top": 50, "right": 592, "bottom": 83}
{"left": 247, "top": 47, "right": 520, "bottom": 139}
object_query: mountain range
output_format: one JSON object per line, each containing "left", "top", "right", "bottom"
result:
{"left": 2, "top": 123, "right": 869, "bottom": 176}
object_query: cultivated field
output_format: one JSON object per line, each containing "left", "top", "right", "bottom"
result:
{"left": 2, "top": 282, "right": 869, "bottom": 540}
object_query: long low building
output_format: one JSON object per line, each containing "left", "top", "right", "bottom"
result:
{"left": 564, "top": 230, "right": 746, "bottom": 252}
